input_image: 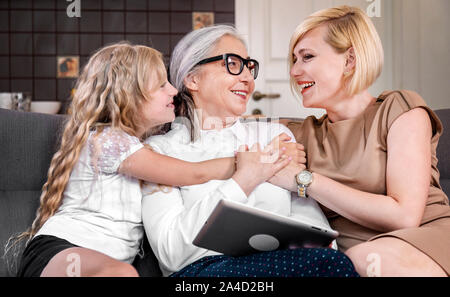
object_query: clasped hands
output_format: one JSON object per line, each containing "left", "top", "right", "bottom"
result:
{"left": 233, "top": 133, "right": 306, "bottom": 194}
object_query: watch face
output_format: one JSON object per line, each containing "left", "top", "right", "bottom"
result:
{"left": 297, "top": 171, "right": 312, "bottom": 184}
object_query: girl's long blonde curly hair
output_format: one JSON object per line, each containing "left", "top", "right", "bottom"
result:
{"left": 6, "top": 42, "right": 167, "bottom": 257}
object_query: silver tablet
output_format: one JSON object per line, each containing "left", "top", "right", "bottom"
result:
{"left": 193, "top": 199, "right": 339, "bottom": 256}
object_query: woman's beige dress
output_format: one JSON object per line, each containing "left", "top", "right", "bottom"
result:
{"left": 285, "top": 90, "right": 450, "bottom": 275}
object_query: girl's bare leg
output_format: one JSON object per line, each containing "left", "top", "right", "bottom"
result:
{"left": 40, "top": 247, "right": 139, "bottom": 277}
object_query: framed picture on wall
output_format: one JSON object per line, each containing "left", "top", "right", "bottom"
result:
{"left": 192, "top": 12, "right": 214, "bottom": 30}
{"left": 57, "top": 56, "right": 79, "bottom": 78}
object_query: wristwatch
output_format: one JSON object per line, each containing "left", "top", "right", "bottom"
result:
{"left": 295, "top": 170, "right": 313, "bottom": 198}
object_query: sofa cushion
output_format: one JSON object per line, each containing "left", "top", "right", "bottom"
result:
{"left": 0, "top": 109, "right": 65, "bottom": 191}
{"left": 0, "top": 109, "right": 66, "bottom": 276}
{"left": 0, "top": 109, "right": 64, "bottom": 276}
{"left": 0, "top": 191, "right": 41, "bottom": 276}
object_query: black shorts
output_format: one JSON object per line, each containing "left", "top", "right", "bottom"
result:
{"left": 17, "top": 235, "right": 79, "bottom": 277}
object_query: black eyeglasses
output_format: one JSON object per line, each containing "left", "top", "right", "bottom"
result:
{"left": 196, "top": 53, "right": 259, "bottom": 79}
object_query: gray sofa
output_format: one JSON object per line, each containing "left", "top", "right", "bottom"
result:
{"left": 1, "top": 107, "right": 449, "bottom": 277}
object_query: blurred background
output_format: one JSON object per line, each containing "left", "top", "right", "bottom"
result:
{"left": 0, "top": 0, "right": 449, "bottom": 117}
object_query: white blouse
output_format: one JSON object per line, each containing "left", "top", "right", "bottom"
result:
{"left": 142, "top": 119, "right": 332, "bottom": 276}
{"left": 36, "top": 127, "right": 144, "bottom": 263}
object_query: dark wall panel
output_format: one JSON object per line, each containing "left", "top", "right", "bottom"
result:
{"left": 0, "top": 0, "right": 235, "bottom": 112}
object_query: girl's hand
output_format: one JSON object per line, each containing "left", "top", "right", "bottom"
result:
{"left": 232, "top": 143, "right": 292, "bottom": 196}
{"left": 267, "top": 133, "right": 306, "bottom": 165}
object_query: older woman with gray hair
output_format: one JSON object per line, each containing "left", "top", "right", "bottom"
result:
{"left": 141, "top": 25, "right": 358, "bottom": 277}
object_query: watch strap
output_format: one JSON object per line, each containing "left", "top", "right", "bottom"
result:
{"left": 297, "top": 184, "right": 307, "bottom": 198}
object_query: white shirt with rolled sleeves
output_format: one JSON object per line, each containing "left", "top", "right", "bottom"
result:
{"left": 142, "top": 119, "right": 332, "bottom": 276}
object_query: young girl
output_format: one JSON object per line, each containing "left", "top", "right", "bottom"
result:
{"left": 10, "top": 42, "right": 292, "bottom": 277}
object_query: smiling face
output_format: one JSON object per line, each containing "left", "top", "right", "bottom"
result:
{"left": 139, "top": 80, "right": 178, "bottom": 135}
{"left": 186, "top": 35, "right": 255, "bottom": 123}
{"left": 290, "top": 25, "right": 352, "bottom": 109}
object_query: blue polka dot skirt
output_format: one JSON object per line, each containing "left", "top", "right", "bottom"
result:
{"left": 170, "top": 248, "right": 359, "bottom": 277}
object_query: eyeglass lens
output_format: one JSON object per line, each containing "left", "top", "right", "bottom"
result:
{"left": 226, "top": 55, "right": 258, "bottom": 78}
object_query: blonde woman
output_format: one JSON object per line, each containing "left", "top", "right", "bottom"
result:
{"left": 279, "top": 6, "right": 450, "bottom": 276}
{"left": 11, "top": 42, "right": 292, "bottom": 277}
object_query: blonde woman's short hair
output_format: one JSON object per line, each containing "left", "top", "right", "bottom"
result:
{"left": 288, "top": 5, "right": 384, "bottom": 97}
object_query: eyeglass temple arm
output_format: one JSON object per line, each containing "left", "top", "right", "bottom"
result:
{"left": 196, "top": 54, "right": 227, "bottom": 65}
